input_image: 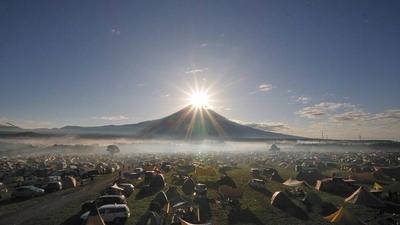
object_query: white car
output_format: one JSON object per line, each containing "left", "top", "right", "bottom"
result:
{"left": 80, "top": 204, "right": 130, "bottom": 224}
{"left": 248, "top": 179, "right": 266, "bottom": 189}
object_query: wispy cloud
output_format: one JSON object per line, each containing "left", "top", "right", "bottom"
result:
{"left": 296, "top": 96, "right": 311, "bottom": 104}
{"left": 257, "top": 83, "right": 273, "bottom": 92}
{"left": 185, "top": 68, "right": 207, "bottom": 74}
{"left": 232, "top": 119, "right": 290, "bottom": 132}
{"left": 160, "top": 93, "right": 170, "bottom": 98}
{"left": 111, "top": 28, "right": 121, "bottom": 36}
{"left": 200, "top": 43, "right": 208, "bottom": 47}
{"left": 296, "top": 102, "right": 355, "bottom": 119}
{"left": 330, "top": 110, "right": 369, "bottom": 122}
{"left": 92, "top": 115, "right": 129, "bottom": 121}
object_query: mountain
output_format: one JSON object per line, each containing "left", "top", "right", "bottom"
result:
{"left": 138, "top": 106, "right": 298, "bottom": 140}
{"left": 0, "top": 122, "right": 23, "bottom": 133}
{"left": 0, "top": 106, "right": 299, "bottom": 140}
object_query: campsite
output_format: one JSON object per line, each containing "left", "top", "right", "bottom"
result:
{"left": 0, "top": 144, "right": 399, "bottom": 225}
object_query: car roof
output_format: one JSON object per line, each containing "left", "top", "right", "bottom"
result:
{"left": 99, "top": 204, "right": 129, "bottom": 209}
{"left": 98, "top": 195, "right": 125, "bottom": 198}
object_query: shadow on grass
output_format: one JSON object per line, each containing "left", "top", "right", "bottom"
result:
{"left": 135, "top": 185, "right": 162, "bottom": 200}
{"left": 228, "top": 208, "right": 265, "bottom": 225}
{"left": 249, "top": 186, "right": 272, "bottom": 197}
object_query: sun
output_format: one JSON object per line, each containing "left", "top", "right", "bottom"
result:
{"left": 189, "top": 90, "right": 210, "bottom": 108}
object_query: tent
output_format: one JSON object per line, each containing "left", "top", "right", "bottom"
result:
{"left": 270, "top": 172, "right": 284, "bottom": 183}
{"left": 61, "top": 176, "right": 77, "bottom": 189}
{"left": 271, "top": 191, "right": 308, "bottom": 220}
{"left": 85, "top": 206, "right": 106, "bottom": 225}
{"left": 150, "top": 174, "right": 166, "bottom": 189}
{"left": 315, "top": 178, "right": 354, "bottom": 196}
{"left": 283, "top": 178, "right": 305, "bottom": 187}
{"left": 217, "top": 175, "right": 237, "bottom": 188}
{"left": 324, "top": 207, "right": 366, "bottom": 225}
{"left": 153, "top": 191, "right": 169, "bottom": 207}
{"left": 195, "top": 167, "right": 216, "bottom": 177}
{"left": 182, "top": 177, "right": 195, "bottom": 195}
{"left": 296, "top": 170, "right": 327, "bottom": 186}
{"left": 219, "top": 185, "right": 243, "bottom": 200}
{"left": 166, "top": 186, "right": 181, "bottom": 200}
{"left": 345, "top": 187, "right": 385, "bottom": 208}
{"left": 371, "top": 182, "right": 383, "bottom": 191}
{"left": 180, "top": 218, "right": 212, "bottom": 225}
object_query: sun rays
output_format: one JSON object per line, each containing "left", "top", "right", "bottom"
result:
{"left": 188, "top": 90, "right": 210, "bottom": 108}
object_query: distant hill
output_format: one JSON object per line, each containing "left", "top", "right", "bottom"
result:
{"left": 0, "top": 122, "right": 23, "bottom": 133}
{"left": 0, "top": 106, "right": 299, "bottom": 140}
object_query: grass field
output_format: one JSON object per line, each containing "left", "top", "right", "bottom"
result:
{"left": 0, "top": 163, "right": 383, "bottom": 225}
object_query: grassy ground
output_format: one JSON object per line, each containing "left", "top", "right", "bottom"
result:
{"left": 0, "top": 164, "right": 384, "bottom": 225}
{"left": 124, "top": 163, "right": 382, "bottom": 225}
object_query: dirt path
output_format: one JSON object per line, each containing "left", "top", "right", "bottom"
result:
{"left": 0, "top": 175, "right": 117, "bottom": 225}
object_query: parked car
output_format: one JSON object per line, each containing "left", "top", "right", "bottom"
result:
{"left": 11, "top": 185, "right": 45, "bottom": 198}
{"left": 80, "top": 204, "right": 130, "bottom": 224}
{"left": 45, "top": 181, "right": 62, "bottom": 193}
{"left": 248, "top": 179, "right": 266, "bottom": 189}
{"left": 81, "top": 195, "right": 127, "bottom": 212}
{"left": 118, "top": 183, "right": 135, "bottom": 196}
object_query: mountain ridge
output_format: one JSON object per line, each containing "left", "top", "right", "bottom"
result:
{"left": 0, "top": 106, "right": 300, "bottom": 140}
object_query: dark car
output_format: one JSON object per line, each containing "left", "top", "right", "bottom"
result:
{"left": 12, "top": 185, "right": 45, "bottom": 198}
{"left": 81, "top": 195, "right": 127, "bottom": 212}
{"left": 45, "top": 181, "right": 62, "bottom": 193}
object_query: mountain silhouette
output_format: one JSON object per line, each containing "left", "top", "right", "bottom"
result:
{"left": 0, "top": 106, "right": 299, "bottom": 140}
{"left": 138, "top": 106, "right": 298, "bottom": 140}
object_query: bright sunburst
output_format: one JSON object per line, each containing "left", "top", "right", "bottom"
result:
{"left": 189, "top": 90, "right": 210, "bottom": 108}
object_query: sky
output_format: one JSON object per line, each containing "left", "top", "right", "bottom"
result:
{"left": 1, "top": 1, "right": 400, "bottom": 140}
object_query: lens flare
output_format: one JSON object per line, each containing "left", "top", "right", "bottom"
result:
{"left": 189, "top": 91, "right": 210, "bottom": 108}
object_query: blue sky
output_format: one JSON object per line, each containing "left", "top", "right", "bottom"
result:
{"left": 1, "top": 1, "right": 400, "bottom": 140}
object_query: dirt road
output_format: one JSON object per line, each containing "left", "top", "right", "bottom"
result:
{"left": 0, "top": 174, "right": 118, "bottom": 225}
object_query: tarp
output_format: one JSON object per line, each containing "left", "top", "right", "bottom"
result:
{"left": 195, "top": 167, "right": 216, "bottom": 177}
{"left": 324, "top": 207, "right": 366, "bottom": 225}
{"left": 283, "top": 178, "right": 305, "bottom": 187}
{"left": 345, "top": 187, "right": 385, "bottom": 208}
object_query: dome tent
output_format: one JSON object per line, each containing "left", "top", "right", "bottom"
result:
{"left": 345, "top": 186, "right": 385, "bottom": 208}
{"left": 182, "top": 177, "right": 196, "bottom": 195}
{"left": 271, "top": 191, "right": 308, "bottom": 220}
{"left": 324, "top": 207, "right": 366, "bottom": 225}
{"left": 150, "top": 174, "right": 166, "bottom": 189}
{"left": 217, "top": 175, "right": 237, "bottom": 188}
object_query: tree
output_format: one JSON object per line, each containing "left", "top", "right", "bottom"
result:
{"left": 106, "top": 145, "right": 120, "bottom": 157}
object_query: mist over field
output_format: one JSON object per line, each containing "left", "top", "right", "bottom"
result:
{"left": 0, "top": 136, "right": 395, "bottom": 157}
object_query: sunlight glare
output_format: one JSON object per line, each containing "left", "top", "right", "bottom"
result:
{"left": 189, "top": 91, "right": 210, "bottom": 108}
